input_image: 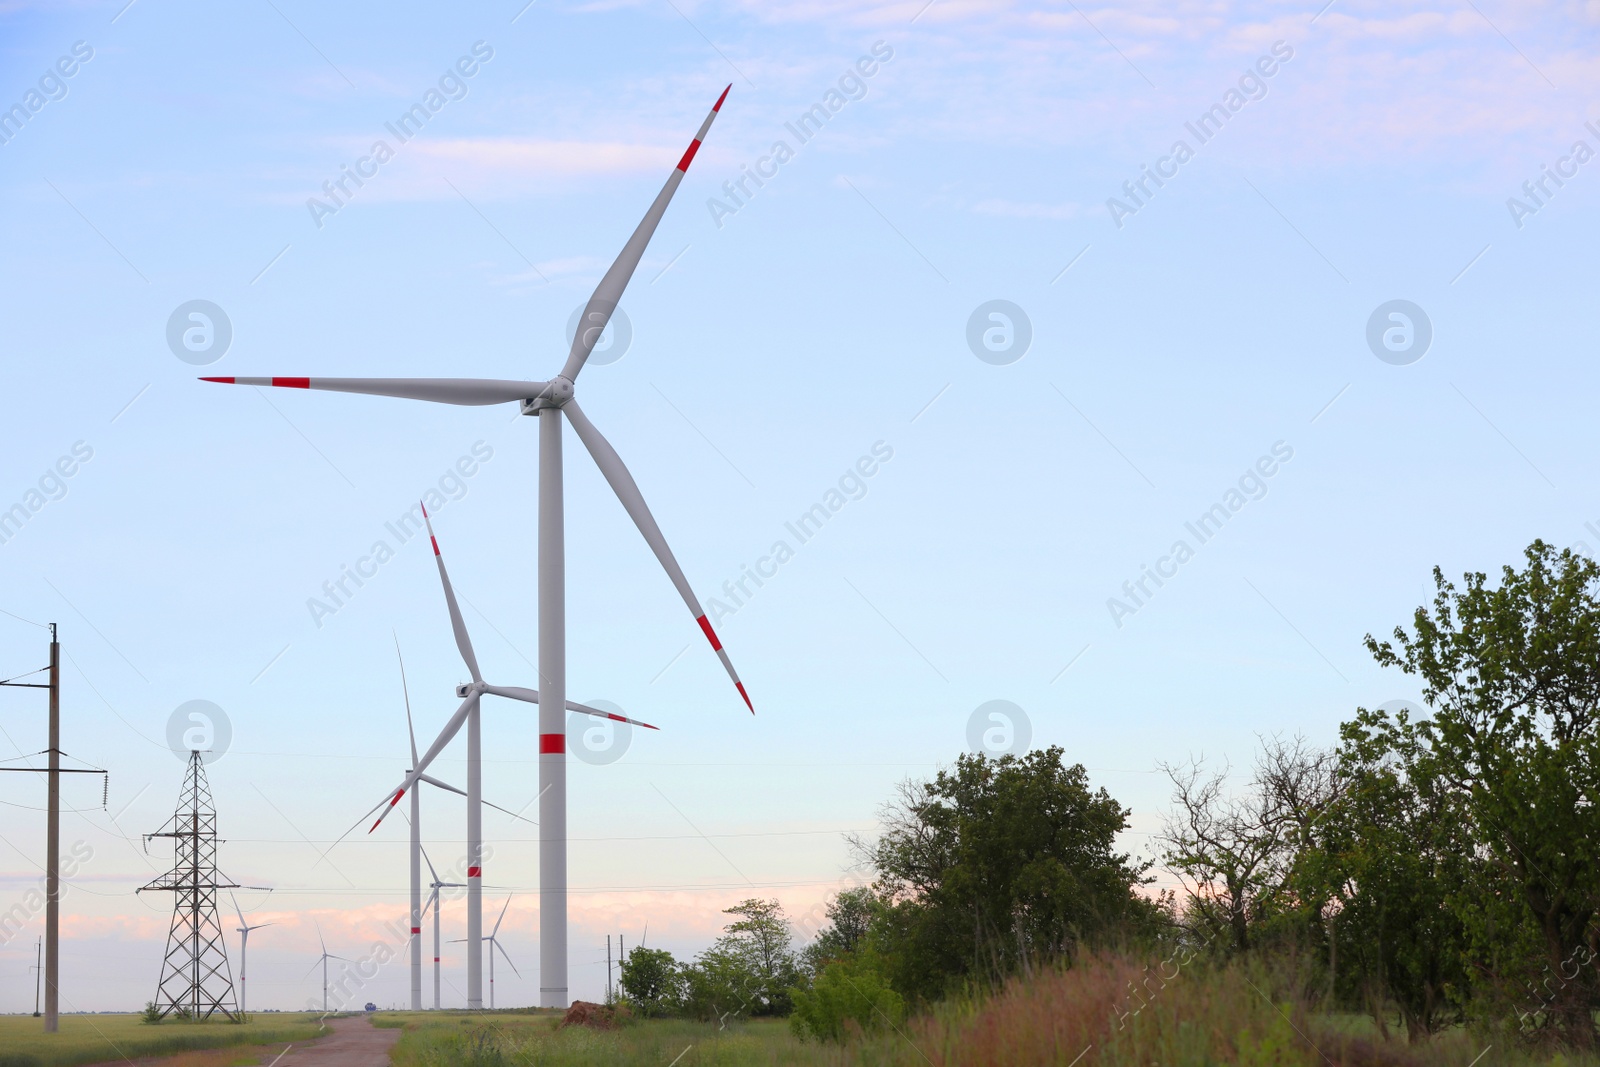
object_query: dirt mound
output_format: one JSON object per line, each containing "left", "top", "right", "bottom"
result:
{"left": 559, "top": 1001, "right": 618, "bottom": 1030}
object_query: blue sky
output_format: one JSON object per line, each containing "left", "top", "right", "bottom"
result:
{"left": 2, "top": 0, "right": 1598, "bottom": 1012}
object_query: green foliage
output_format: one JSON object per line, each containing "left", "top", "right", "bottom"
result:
{"left": 865, "top": 746, "right": 1162, "bottom": 1001}
{"left": 789, "top": 953, "right": 904, "bottom": 1042}
{"left": 140, "top": 1001, "right": 162, "bottom": 1024}
{"left": 1304, "top": 733, "right": 1471, "bottom": 1039}
{"left": 680, "top": 898, "right": 801, "bottom": 1022}
{"left": 798, "top": 886, "right": 877, "bottom": 978}
{"left": 1362, "top": 540, "right": 1600, "bottom": 1048}
{"left": 619, "top": 946, "right": 684, "bottom": 1017}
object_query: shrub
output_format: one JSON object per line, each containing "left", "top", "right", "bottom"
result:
{"left": 790, "top": 955, "right": 905, "bottom": 1042}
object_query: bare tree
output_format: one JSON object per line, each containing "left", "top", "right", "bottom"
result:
{"left": 1157, "top": 734, "right": 1341, "bottom": 954}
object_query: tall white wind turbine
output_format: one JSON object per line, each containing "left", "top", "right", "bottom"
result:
{"left": 231, "top": 895, "right": 274, "bottom": 1015}
{"left": 202, "top": 87, "right": 749, "bottom": 1008}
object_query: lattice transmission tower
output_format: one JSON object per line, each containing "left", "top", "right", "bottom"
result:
{"left": 139, "top": 750, "right": 239, "bottom": 1020}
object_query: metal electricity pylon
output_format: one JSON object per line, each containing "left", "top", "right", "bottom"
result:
{"left": 138, "top": 750, "right": 239, "bottom": 1020}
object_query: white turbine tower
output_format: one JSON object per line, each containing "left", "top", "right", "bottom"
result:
{"left": 231, "top": 895, "right": 274, "bottom": 1015}
{"left": 421, "top": 847, "right": 465, "bottom": 1010}
{"left": 202, "top": 87, "right": 750, "bottom": 1008}
{"left": 452, "top": 895, "right": 519, "bottom": 1009}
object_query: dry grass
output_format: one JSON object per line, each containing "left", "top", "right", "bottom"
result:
{"left": 380, "top": 960, "right": 1599, "bottom": 1067}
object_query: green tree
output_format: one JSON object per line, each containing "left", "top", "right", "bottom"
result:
{"left": 681, "top": 898, "right": 800, "bottom": 1021}
{"left": 619, "top": 946, "right": 683, "bottom": 1016}
{"left": 861, "top": 746, "right": 1160, "bottom": 1001}
{"left": 1363, "top": 541, "right": 1600, "bottom": 1048}
{"left": 1307, "top": 716, "right": 1470, "bottom": 1040}
{"left": 799, "top": 887, "right": 878, "bottom": 977}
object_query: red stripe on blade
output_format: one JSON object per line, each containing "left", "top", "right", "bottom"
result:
{"left": 713, "top": 85, "right": 731, "bottom": 111}
{"left": 272, "top": 377, "right": 311, "bottom": 389}
{"left": 539, "top": 733, "right": 565, "bottom": 754}
{"left": 736, "top": 681, "right": 753, "bottom": 713}
{"left": 676, "top": 139, "right": 702, "bottom": 172}
{"left": 430, "top": 536, "right": 440, "bottom": 556}
{"left": 696, "top": 615, "right": 722, "bottom": 651}
{"left": 199, "top": 377, "right": 235, "bottom": 383}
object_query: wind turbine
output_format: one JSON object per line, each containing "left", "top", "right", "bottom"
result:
{"left": 394, "top": 636, "right": 539, "bottom": 1011}
{"left": 361, "top": 504, "right": 657, "bottom": 1007}
{"left": 453, "top": 895, "right": 519, "bottom": 1010}
{"left": 422, "top": 847, "right": 465, "bottom": 1009}
{"left": 231, "top": 895, "right": 274, "bottom": 1015}
{"left": 307, "top": 924, "right": 352, "bottom": 1014}
{"left": 200, "top": 86, "right": 752, "bottom": 1009}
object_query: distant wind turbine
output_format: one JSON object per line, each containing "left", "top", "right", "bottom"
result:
{"left": 421, "top": 847, "right": 465, "bottom": 1010}
{"left": 453, "top": 895, "right": 519, "bottom": 1009}
{"left": 306, "top": 925, "right": 351, "bottom": 1014}
{"left": 231, "top": 895, "right": 274, "bottom": 1015}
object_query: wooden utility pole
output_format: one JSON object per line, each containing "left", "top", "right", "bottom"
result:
{"left": 1, "top": 624, "right": 103, "bottom": 1033}
{"left": 45, "top": 626, "right": 59, "bottom": 1032}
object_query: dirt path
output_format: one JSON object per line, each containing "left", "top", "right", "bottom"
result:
{"left": 269, "top": 1017, "right": 399, "bottom": 1067}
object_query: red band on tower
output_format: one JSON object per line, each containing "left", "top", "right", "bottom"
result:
{"left": 467, "top": 866, "right": 481, "bottom": 878}
{"left": 540, "top": 733, "right": 565, "bottom": 754}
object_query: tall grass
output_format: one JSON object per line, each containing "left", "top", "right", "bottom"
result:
{"left": 385, "top": 959, "right": 1599, "bottom": 1067}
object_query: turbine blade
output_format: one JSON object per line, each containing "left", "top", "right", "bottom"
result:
{"left": 418, "top": 773, "right": 467, "bottom": 797}
{"left": 491, "top": 895, "right": 512, "bottom": 937}
{"left": 481, "top": 683, "right": 661, "bottom": 730}
{"left": 421, "top": 504, "right": 482, "bottom": 683}
{"left": 483, "top": 799, "right": 537, "bottom": 826}
{"left": 369, "top": 692, "right": 479, "bottom": 833}
{"left": 420, "top": 845, "right": 441, "bottom": 884}
{"left": 564, "top": 399, "right": 752, "bottom": 712}
{"left": 558, "top": 86, "right": 730, "bottom": 382}
{"left": 396, "top": 633, "right": 418, "bottom": 767}
{"left": 198, "top": 376, "right": 547, "bottom": 406}
{"left": 231, "top": 893, "right": 245, "bottom": 929}
{"left": 494, "top": 939, "right": 521, "bottom": 978}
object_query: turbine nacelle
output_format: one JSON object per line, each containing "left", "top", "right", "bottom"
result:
{"left": 522, "top": 375, "right": 575, "bottom": 414}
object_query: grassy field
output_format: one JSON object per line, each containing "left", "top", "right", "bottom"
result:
{"left": 384, "top": 1012, "right": 836, "bottom": 1067}
{"left": 0, "top": 1013, "right": 327, "bottom": 1067}
{"left": 381, "top": 961, "right": 1600, "bottom": 1067}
